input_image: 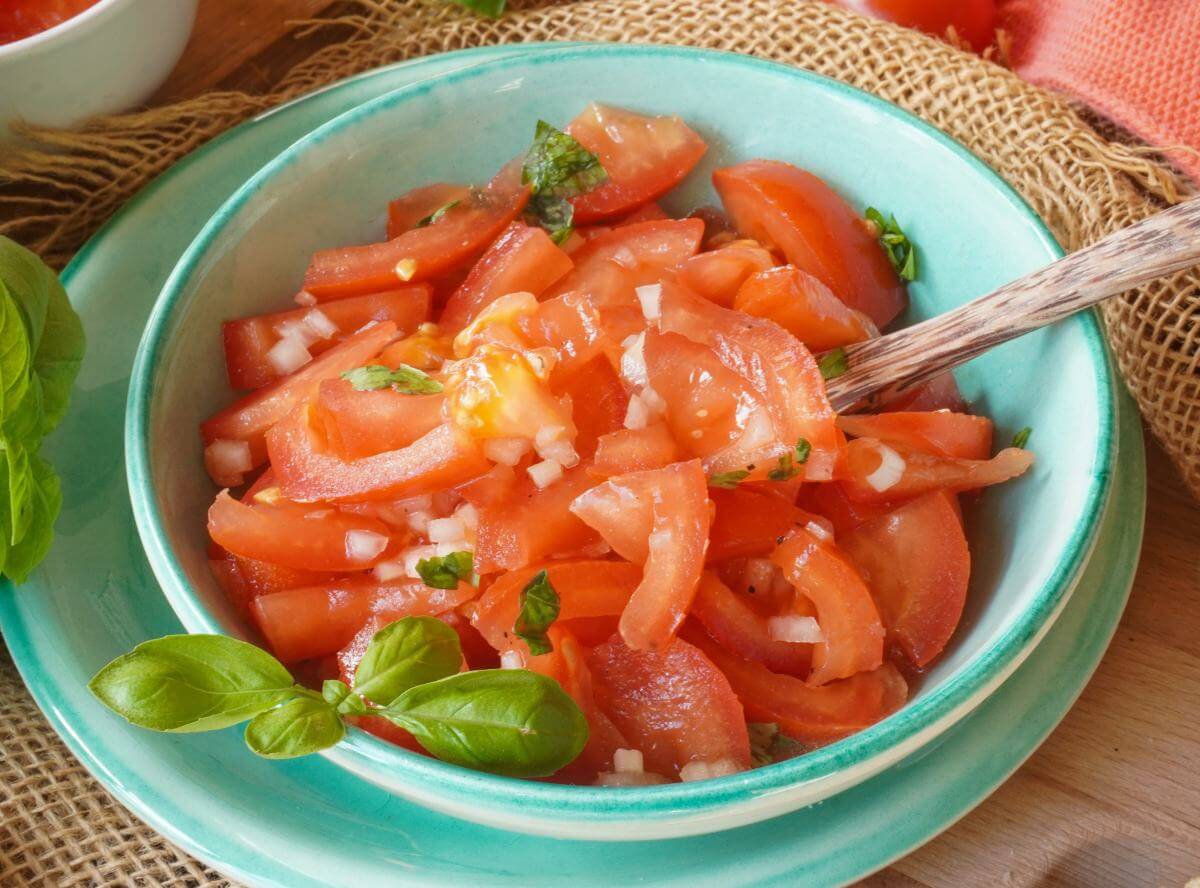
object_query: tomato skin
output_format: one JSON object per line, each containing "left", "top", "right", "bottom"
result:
{"left": 201, "top": 322, "right": 398, "bottom": 467}
{"left": 570, "top": 460, "right": 710, "bottom": 651}
{"left": 589, "top": 634, "right": 751, "bottom": 778}
{"left": 615, "top": 202, "right": 670, "bottom": 226}
{"left": 566, "top": 104, "right": 708, "bottom": 224}
{"left": 734, "top": 266, "right": 878, "bottom": 351}
{"left": 672, "top": 240, "right": 775, "bottom": 308}
{"left": 267, "top": 406, "right": 490, "bottom": 504}
{"left": 691, "top": 572, "right": 812, "bottom": 676}
{"left": 713, "top": 160, "right": 906, "bottom": 329}
{"left": 841, "top": 439, "right": 1034, "bottom": 503}
{"left": 841, "top": 491, "right": 970, "bottom": 668}
{"left": 796, "top": 481, "right": 901, "bottom": 536}
{"left": 252, "top": 577, "right": 474, "bottom": 662}
{"left": 591, "top": 423, "right": 680, "bottom": 477}
{"left": 708, "top": 486, "right": 809, "bottom": 562}
{"left": 838, "top": 411, "right": 993, "bottom": 460}
{"left": 551, "top": 355, "right": 628, "bottom": 459}
{"left": 222, "top": 288, "right": 430, "bottom": 391}
{"left": 439, "top": 223, "right": 574, "bottom": 332}
{"left": 839, "top": 0, "right": 996, "bottom": 53}
{"left": 207, "top": 490, "right": 396, "bottom": 571}
{"left": 685, "top": 625, "right": 907, "bottom": 743}
{"left": 771, "top": 526, "right": 885, "bottom": 686}
{"left": 386, "top": 182, "right": 473, "bottom": 240}
{"left": 315, "top": 379, "right": 445, "bottom": 461}
{"left": 303, "top": 163, "right": 529, "bottom": 300}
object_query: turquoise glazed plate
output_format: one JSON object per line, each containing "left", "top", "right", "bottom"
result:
{"left": 0, "top": 45, "right": 1143, "bottom": 884}
{"left": 129, "top": 45, "right": 1116, "bottom": 839}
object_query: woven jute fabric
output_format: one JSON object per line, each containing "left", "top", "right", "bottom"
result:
{"left": 0, "top": 1, "right": 1197, "bottom": 884}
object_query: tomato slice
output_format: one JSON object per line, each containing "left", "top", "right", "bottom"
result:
{"left": 708, "top": 485, "right": 810, "bottom": 562}
{"left": 841, "top": 491, "right": 970, "bottom": 668}
{"left": 570, "top": 460, "right": 709, "bottom": 651}
{"left": 469, "top": 463, "right": 602, "bottom": 574}
{"left": 520, "top": 291, "right": 611, "bottom": 374}
{"left": 588, "top": 634, "right": 751, "bottom": 778}
{"left": 713, "top": 160, "right": 906, "bottom": 328}
{"left": 795, "top": 481, "right": 901, "bottom": 536}
{"left": 470, "top": 560, "right": 641, "bottom": 654}
{"left": 840, "top": 0, "right": 996, "bottom": 53}
{"left": 267, "top": 405, "right": 490, "bottom": 504}
{"left": 252, "top": 577, "right": 474, "bottom": 662}
{"left": 566, "top": 103, "right": 707, "bottom": 224}
{"left": 207, "top": 490, "right": 396, "bottom": 571}
{"left": 734, "top": 266, "right": 878, "bottom": 351}
{"left": 225, "top": 550, "right": 341, "bottom": 598}
{"left": 222, "top": 287, "right": 430, "bottom": 391}
{"left": 439, "top": 223, "right": 574, "bottom": 332}
{"left": 685, "top": 625, "right": 907, "bottom": 743}
{"left": 201, "top": 321, "right": 397, "bottom": 467}
{"left": 551, "top": 355, "right": 628, "bottom": 459}
{"left": 615, "top": 202, "right": 669, "bottom": 226}
{"left": 386, "top": 182, "right": 474, "bottom": 240}
{"left": 672, "top": 239, "right": 775, "bottom": 308}
{"left": 591, "top": 423, "right": 680, "bottom": 477}
{"left": 315, "top": 379, "right": 445, "bottom": 461}
{"left": 838, "top": 411, "right": 993, "bottom": 460}
{"left": 378, "top": 325, "right": 453, "bottom": 372}
{"left": 304, "top": 163, "right": 529, "bottom": 300}
{"left": 841, "top": 439, "right": 1034, "bottom": 502}
{"left": 691, "top": 571, "right": 812, "bottom": 676}
{"left": 771, "top": 526, "right": 885, "bottom": 685}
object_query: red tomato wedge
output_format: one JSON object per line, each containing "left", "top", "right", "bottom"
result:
{"left": 469, "top": 463, "right": 602, "bottom": 574}
{"left": 616, "top": 202, "right": 670, "bottom": 226}
{"left": 386, "top": 182, "right": 473, "bottom": 240}
{"left": 551, "top": 355, "right": 628, "bottom": 458}
{"left": 841, "top": 491, "right": 970, "bottom": 668}
{"left": 315, "top": 379, "right": 445, "bottom": 460}
{"left": 470, "top": 560, "right": 642, "bottom": 654}
{"left": 521, "top": 292, "right": 611, "bottom": 374}
{"left": 838, "top": 411, "right": 993, "bottom": 460}
{"left": 588, "top": 634, "right": 751, "bottom": 778}
{"left": 708, "top": 486, "right": 810, "bottom": 562}
{"left": 591, "top": 423, "right": 680, "bottom": 477}
{"left": 686, "top": 626, "right": 907, "bottom": 743}
{"left": 304, "top": 163, "right": 530, "bottom": 300}
{"left": 267, "top": 406, "right": 489, "bottom": 504}
{"left": 226, "top": 550, "right": 341, "bottom": 598}
{"left": 439, "top": 223, "right": 574, "bottom": 332}
{"left": 795, "top": 481, "right": 902, "bottom": 536}
{"left": 713, "top": 160, "right": 906, "bottom": 328}
{"left": 771, "top": 526, "right": 885, "bottom": 686}
{"left": 841, "top": 439, "right": 1034, "bottom": 503}
{"left": 207, "top": 491, "right": 396, "bottom": 571}
{"left": 252, "top": 577, "right": 475, "bottom": 662}
{"left": 222, "top": 287, "right": 431, "bottom": 391}
{"left": 570, "top": 460, "right": 709, "bottom": 651}
{"left": 734, "top": 266, "right": 878, "bottom": 351}
{"left": 672, "top": 239, "right": 775, "bottom": 308}
{"left": 565, "top": 103, "right": 707, "bottom": 224}
{"left": 691, "top": 572, "right": 812, "bottom": 676}
{"left": 201, "top": 321, "right": 398, "bottom": 467}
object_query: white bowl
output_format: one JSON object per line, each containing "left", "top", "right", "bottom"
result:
{"left": 0, "top": 0, "right": 197, "bottom": 139}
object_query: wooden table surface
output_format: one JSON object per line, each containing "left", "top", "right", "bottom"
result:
{"left": 152, "top": 3, "right": 1200, "bottom": 885}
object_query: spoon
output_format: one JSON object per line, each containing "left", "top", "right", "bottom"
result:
{"left": 824, "top": 197, "right": 1200, "bottom": 412}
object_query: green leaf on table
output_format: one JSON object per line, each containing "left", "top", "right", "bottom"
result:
{"left": 513, "top": 570, "right": 560, "bottom": 656}
{"left": 341, "top": 364, "right": 443, "bottom": 395}
{"left": 415, "top": 550, "right": 475, "bottom": 590}
{"left": 4, "top": 452, "right": 61, "bottom": 582}
{"left": 322, "top": 678, "right": 367, "bottom": 716}
{"left": 245, "top": 694, "right": 345, "bottom": 759}
{"left": 351, "top": 616, "right": 462, "bottom": 707}
{"left": 382, "top": 669, "right": 589, "bottom": 778}
{"left": 88, "top": 634, "right": 298, "bottom": 732}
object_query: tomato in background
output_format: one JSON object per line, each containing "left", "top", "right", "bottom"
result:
{"left": 0, "top": 0, "right": 98, "bottom": 45}
{"left": 835, "top": 0, "right": 997, "bottom": 53}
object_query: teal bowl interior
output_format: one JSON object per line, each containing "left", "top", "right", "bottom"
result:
{"left": 127, "top": 44, "right": 1114, "bottom": 833}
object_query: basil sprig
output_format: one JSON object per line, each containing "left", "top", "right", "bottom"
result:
{"left": 89, "top": 617, "right": 588, "bottom": 775}
{"left": 817, "top": 347, "right": 849, "bottom": 381}
{"left": 415, "top": 550, "right": 476, "bottom": 590}
{"left": 865, "top": 207, "right": 918, "bottom": 282}
{"left": 513, "top": 570, "right": 560, "bottom": 656}
{"left": 521, "top": 120, "right": 608, "bottom": 244}
{"left": 342, "top": 364, "right": 443, "bottom": 395}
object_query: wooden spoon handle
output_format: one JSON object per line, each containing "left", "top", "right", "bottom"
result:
{"left": 824, "top": 197, "right": 1200, "bottom": 412}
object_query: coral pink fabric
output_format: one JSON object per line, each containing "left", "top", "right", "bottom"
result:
{"left": 998, "top": 0, "right": 1200, "bottom": 182}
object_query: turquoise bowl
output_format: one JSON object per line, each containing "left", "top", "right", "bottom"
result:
{"left": 126, "top": 44, "right": 1115, "bottom": 840}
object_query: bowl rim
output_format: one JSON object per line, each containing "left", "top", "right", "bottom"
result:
{"left": 125, "top": 43, "right": 1116, "bottom": 824}
{"left": 0, "top": 0, "right": 129, "bottom": 60}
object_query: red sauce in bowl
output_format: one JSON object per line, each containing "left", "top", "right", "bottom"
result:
{"left": 0, "top": 0, "right": 102, "bottom": 46}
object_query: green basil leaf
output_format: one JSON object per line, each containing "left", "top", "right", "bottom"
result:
{"left": 794, "top": 437, "right": 812, "bottom": 465}
{"left": 352, "top": 616, "right": 462, "bottom": 707}
{"left": 416, "top": 200, "right": 461, "bottom": 228}
{"left": 708, "top": 469, "right": 749, "bottom": 489}
{"left": 513, "top": 570, "right": 560, "bottom": 656}
{"left": 4, "top": 452, "right": 61, "bottom": 583}
{"left": 1012, "top": 426, "right": 1032, "bottom": 449}
{"left": 449, "top": 0, "right": 505, "bottom": 18}
{"left": 525, "top": 194, "right": 575, "bottom": 245}
{"left": 0, "top": 280, "right": 33, "bottom": 431}
{"left": 864, "top": 207, "right": 918, "bottom": 283}
{"left": 4, "top": 437, "right": 32, "bottom": 545}
{"left": 415, "top": 550, "right": 474, "bottom": 590}
{"left": 817, "top": 347, "right": 848, "bottom": 381}
{"left": 341, "top": 364, "right": 443, "bottom": 395}
{"left": 322, "top": 678, "right": 367, "bottom": 716}
{"left": 383, "top": 669, "right": 588, "bottom": 778}
{"left": 522, "top": 120, "right": 608, "bottom": 199}
{"left": 244, "top": 694, "right": 345, "bottom": 759}
{"left": 88, "top": 634, "right": 297, "bottom": 732}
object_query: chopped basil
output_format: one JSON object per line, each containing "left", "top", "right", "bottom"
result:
{"left": 865, "top": 207, "right": 918, "bottom": 282}
{"left": 1012, "top": 426, "right": 1033, "bottom": 449}
{"left": 794, "top": 438, "right": 812, "bottom": 464}
{"left": 416, "top": 200, "right": 461, "bottom": 228}
{"left": 521, "top": 120, "right": 608, "bottom": 244}
{"left": 415, "top": 551, "right": 475, "bottom": 590}
{"left": 514, "top": 570, "right": 560, "bottom": 656}
{"left": 767, "top": 439, "right": 813, "bottom": 482}
{"left": 526, "top": 194, "right": 575, "bottom": 245}
{"left": 747, "top": 721, "right": 807, "bottom": 766}
{"left": 341, "top": 364, "right": 443, "bottom": 395}
{"left": 708, "top": 469, "right": 750, "bottom": 489}
{"left": 818, "top": 348, "right": 849, "bottom": 381}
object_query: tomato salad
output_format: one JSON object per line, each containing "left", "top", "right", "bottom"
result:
{"left": 200, "top": 104, "right": 1033, "bottom": 784}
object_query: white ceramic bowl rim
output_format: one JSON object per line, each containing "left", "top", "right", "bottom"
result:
{"left": 126, "top": 44, "right": 1117, "bottom": 823}
{"left": 0, "top": 0, "right": 128, "bottom": 60}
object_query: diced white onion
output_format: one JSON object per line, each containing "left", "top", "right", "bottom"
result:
{"left": 266, "top": 335, "right": 312, "bottom": 375}
{"left": 805, "top": 519, "right": 833, "bottom": 542}
{"left": 524, "top": 346, "right": 558, "bottom": 381}
{"left": 737, "top": 406, "right": 775, "bottom": 451}
{"left": 274, "top": 318, "right": 319, "bottom": 347}
{"left": 635, "top": 283, "right": 662, "bottom": 321}
{"left": 402, "top": 544, "right": 439, "bottom": 578}
{"left": 623, "top": 393, "right": 652, "bottom": 430}
{"left": 454, "top": 502, "right": 479, "bottom": 531}
{"left": 679, "top": 759, "right": 742, "bottom": 783}
{"left": 500, "top": 650, "right": 524, "bottom": 670}
{"left": 639, "top": 385, "right": 667, "bottom": 415}
{"left": 204, "top": 439, "right": 253, "bottom": 486}
{"left": 406, "top": 510, "right": 432, "bottom": 534}
{"left": 864, "top": 441, "right": 906, "bottom": 492}
{"left": 435, "top": 540, "right": 471, "bottom": 558}
{"left": 619, "top": 332, "right": 648, "bottom": 388}
{"left": 527, "top": 458, "right": 564, "bottom": 489}
{"left": 295, "top": 290, "right": 318, "bottom": 307}
{"left": 394, "top": 494, "right": 434, "bottom": 514}
{"left": 303, "top": 308, "right": 338, "bottom": 339}
{"left": 613, "top": 748, "right": 644, "bottom": 773}
{"left": 579, "top": 539, "right": 613, "bottom": 558}
{"left": 345, "top": 530, "right": 388, "bottom": 562}
{"left": 483, "top": 437, "right": 530, "bottom": 466}
{"left": 534, "top": 430, "right": 579, "bottom": 469}
{"left": 427, "top": 516, "right": 466, "bottom": 544}
{"left": 372, "top": 559, "right": 407, "bottom": 581}
{"left": 611, "top": 246, "right": 638, "bottom": 269}
{"left": 768, "top": 615, "right": 824, "bottom": 644}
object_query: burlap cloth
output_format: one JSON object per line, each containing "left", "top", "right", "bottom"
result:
{"left": 0, "top": 1, "right": 1197, "bottom": 884}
